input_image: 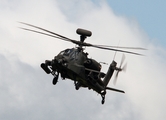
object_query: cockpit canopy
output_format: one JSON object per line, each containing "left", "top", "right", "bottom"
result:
{"left": 57, "top": 48, "right": 88, "bottom": 64}
{"left": 59, "top": 48, "right": 72, "bottom": 56}
{"left": 58, "top": 48, "right": 80, "bottom": 60}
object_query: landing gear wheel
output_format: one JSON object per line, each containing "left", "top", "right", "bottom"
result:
{"left": 52, "top": 72, "right": 59, "bottom": 85}
{"left": 74, "top": 81, "right": 80, "bottom": 90}
{"left": 52, "top": 76, "right": 58, "bottom": 85}
{"left": 102, "top": 99, "right": 105, "bottom": 104}
{"left": 75, "top": 85, "right": 79, "bottom": 90}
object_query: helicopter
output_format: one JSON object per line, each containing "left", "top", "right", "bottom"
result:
{"left": 19, "top": 22, "right": 146, "bottom": 104}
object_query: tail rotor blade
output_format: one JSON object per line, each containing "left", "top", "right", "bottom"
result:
{"left": 122, "top": 63, "right": 127, "bottom": 72}
{"left": 113, "top": 54, "right": 127, "bottom": 85}
{"left": 114, "top": 71, "right": 119, "bottom": 85}
{"left": 120, "top": 54, "right": 125, "bottom": 68}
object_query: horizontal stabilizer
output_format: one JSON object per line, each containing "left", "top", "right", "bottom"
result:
{"left": 106, "top": 87, "right": 125, "bottom": 93}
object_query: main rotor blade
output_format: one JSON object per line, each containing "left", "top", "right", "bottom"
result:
{"left": 91, "top": 45, "right": 144, "bottom": 56}
{"left": 19, "top": 22, "right": 87, "bottom": 46}
{"left": 74, "top": 41, "right": 144, "bottom": 55}
{"left": 95, "top": 45, "right": 147, "bottom": 50}
{"left": 106, "top": 87, "right": 125, "bottom": 93}
{"left": 19, "top": 22, "right": 145, "bottom": 55}
{"left": 19, "top": 27, "right": 72, "bottom": 42}
{"left": 19, "top": 22, "right": 72, "bottom": 41}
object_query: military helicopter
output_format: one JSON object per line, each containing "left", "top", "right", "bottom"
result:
{"left": 19, "top": 22, "right": 145, "bottom": 104}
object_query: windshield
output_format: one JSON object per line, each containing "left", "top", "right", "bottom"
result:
{"left": 59, "top": 49, "right": 72, "bottom": 56}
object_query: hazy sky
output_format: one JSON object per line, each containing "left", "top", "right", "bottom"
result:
{"left": 0, "top": 0, "right": 166, "bottom": 120}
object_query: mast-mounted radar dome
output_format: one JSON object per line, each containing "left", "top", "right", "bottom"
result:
{"left": 76, "top": 28, "right": 92, "bottom": 42}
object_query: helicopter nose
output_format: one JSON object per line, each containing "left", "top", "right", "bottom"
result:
{"left": 51, "top": 58, "right": 57, "bottom": 66}
{"left": 45, "top": 60, "right": 51, "bottom": 66}
{"left": 58, "top": 59, "right": 63, "bottom": 64}
{"left": 52, "top": 57, "right": 66, "bottom": 65}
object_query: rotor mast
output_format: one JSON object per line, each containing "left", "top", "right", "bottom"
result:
{"left": 76, "top": 28, "right": 92, "bottom": 49}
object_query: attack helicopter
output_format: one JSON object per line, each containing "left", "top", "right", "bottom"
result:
{"left": 19, "top": 22, "right": 145, "bottom": 104}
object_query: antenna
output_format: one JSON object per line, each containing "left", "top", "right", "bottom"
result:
{"left": 113, "top": 40, "right": 121, "bottom": 60}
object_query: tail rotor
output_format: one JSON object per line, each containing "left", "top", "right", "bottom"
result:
{"left": 113, "top": 54, "right": 127, "bottom": 85}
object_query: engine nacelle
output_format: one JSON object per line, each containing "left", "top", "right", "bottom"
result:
{"left": 84, "top": 59, "right": 101, "bottom": 71}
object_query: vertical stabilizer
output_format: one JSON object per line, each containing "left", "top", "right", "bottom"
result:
{"left": 103, "top": 61, "right": 117, "bottom": 87}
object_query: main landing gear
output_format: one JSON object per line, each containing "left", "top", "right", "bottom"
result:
{"left": 101, "top": 95, "right": 105, "bottom": 104}
{"left": 52, "top": 72, "right": 59, "bottom": 85}
{"left": 101, "top": 90, "right": 106, "bottom": 104}
{"left": 74, "top": 81, "right": 81, "bottom": 90}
